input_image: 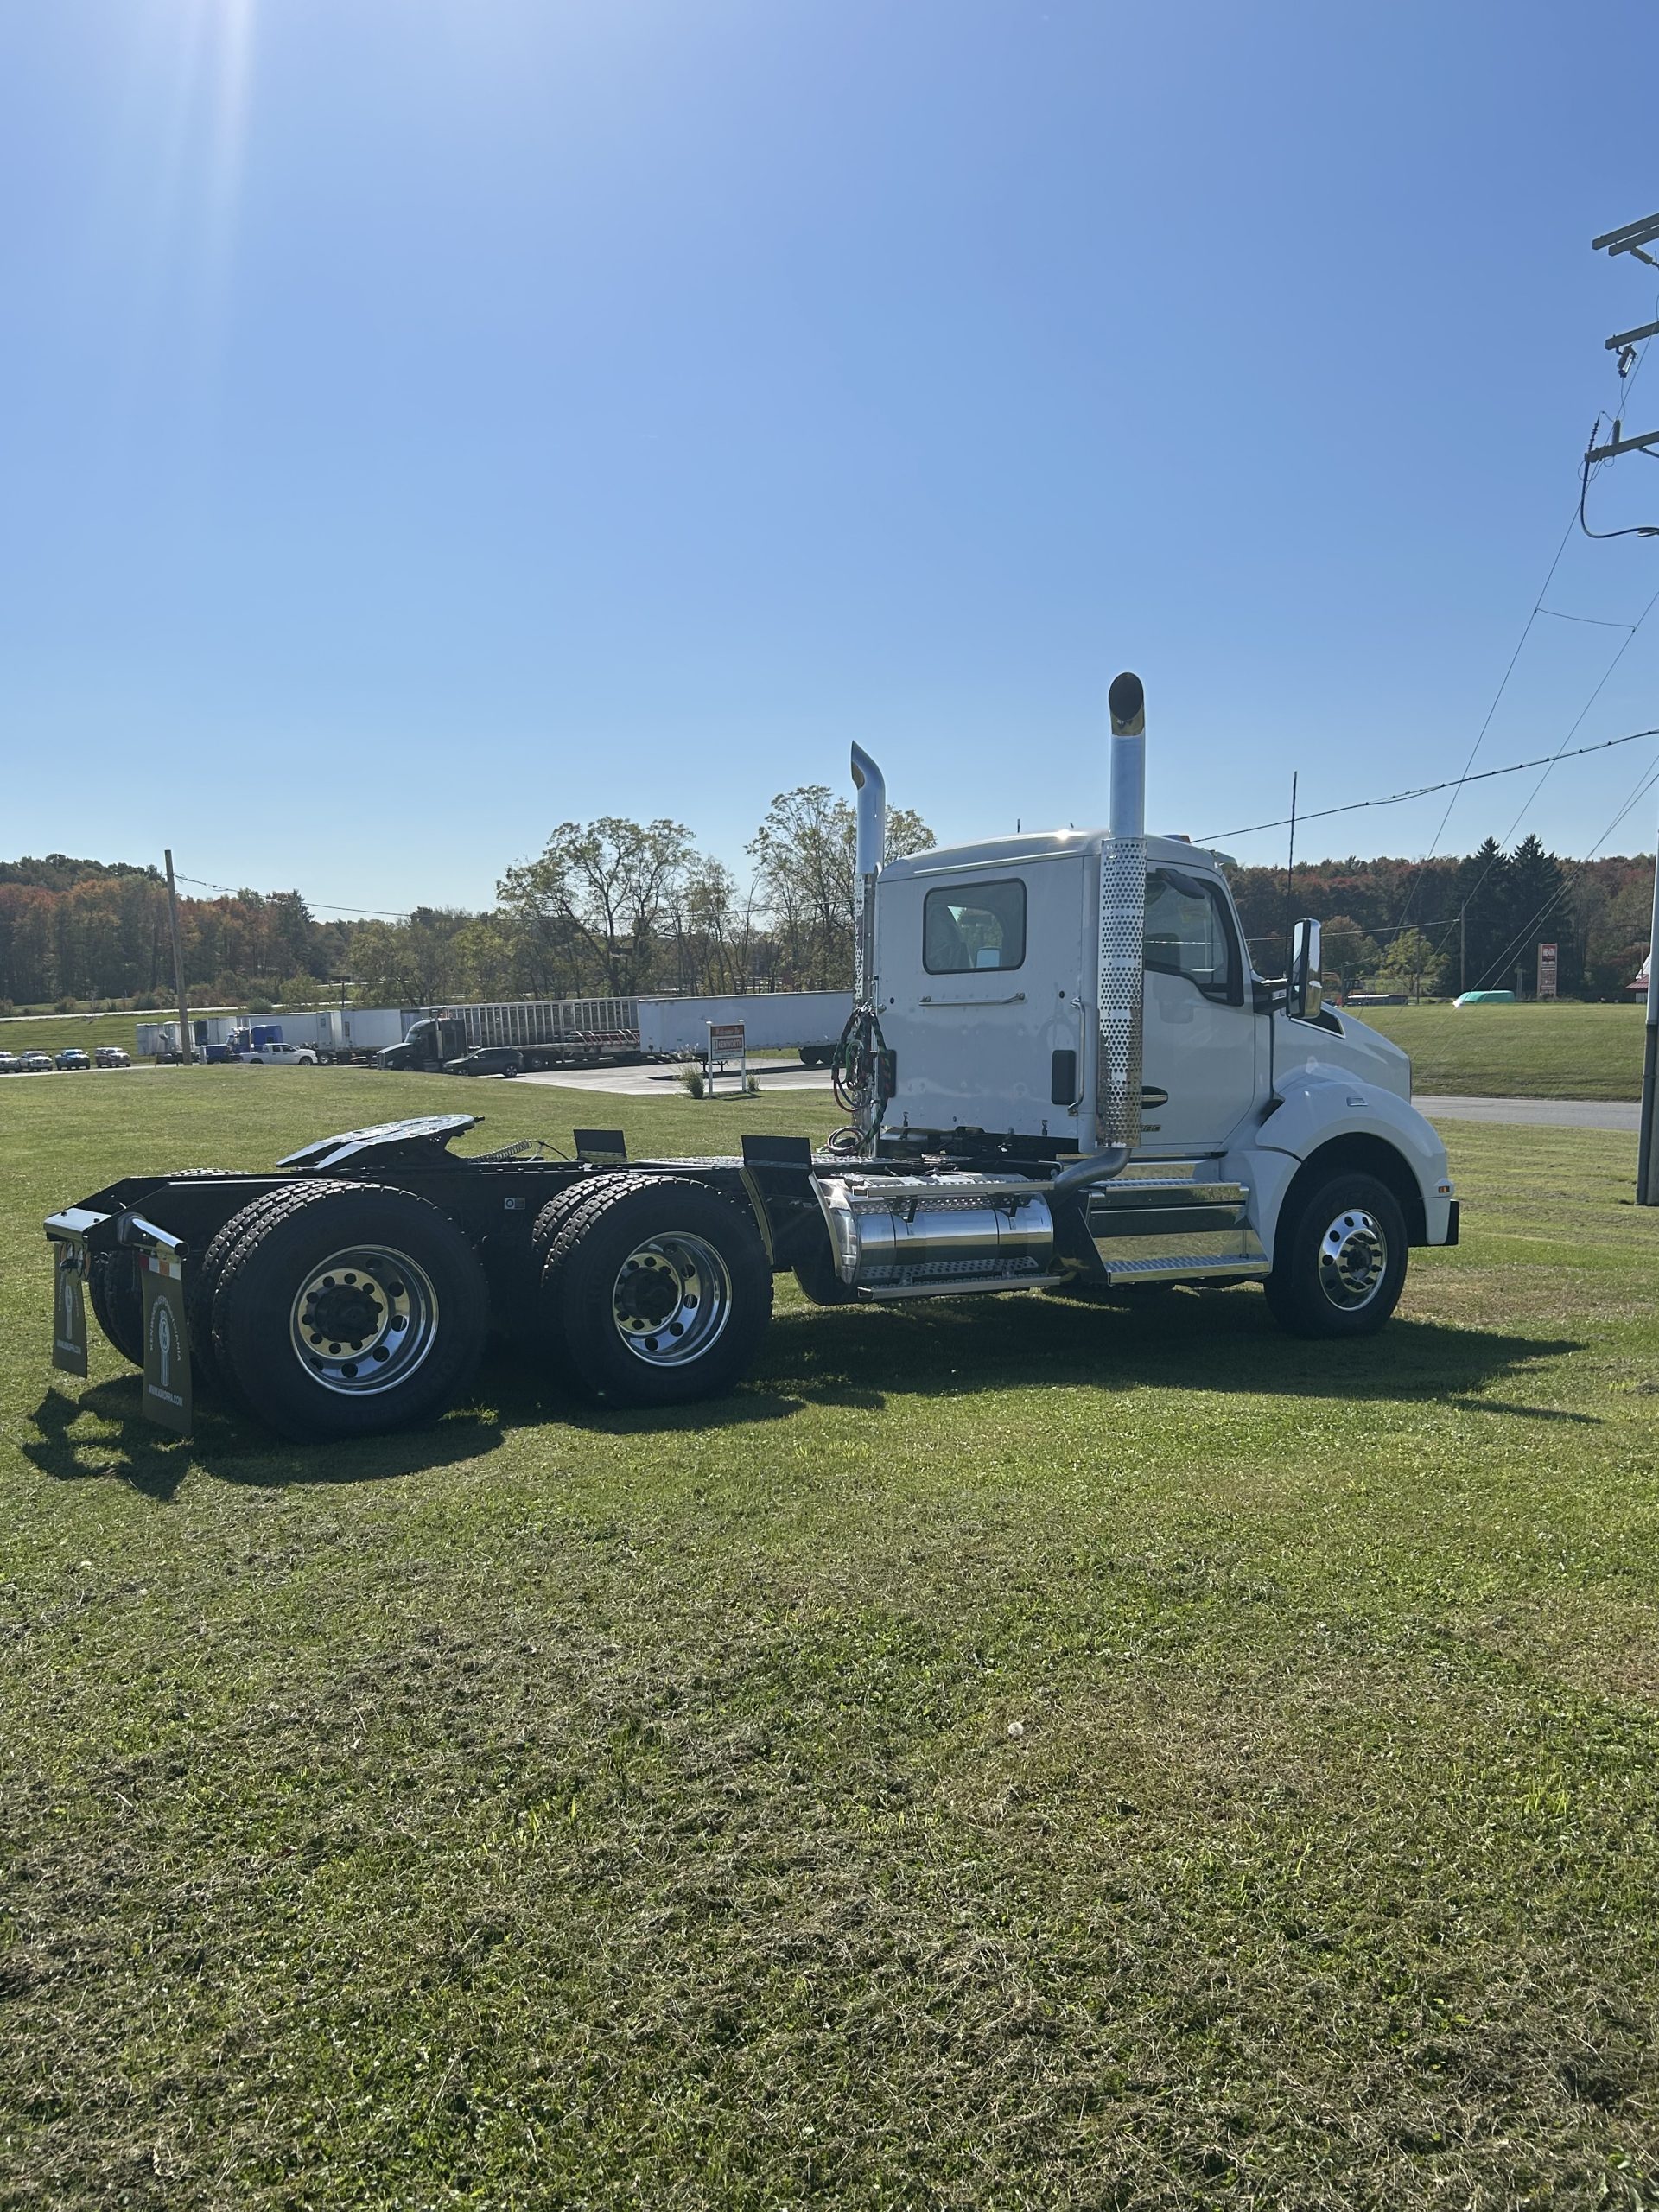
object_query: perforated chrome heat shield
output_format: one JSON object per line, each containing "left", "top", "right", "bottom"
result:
{"left": 1096, "top": 835, "right": 1145, "bottom": 1151}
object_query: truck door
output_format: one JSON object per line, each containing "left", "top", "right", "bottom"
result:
{"left": 882, "top": 858, "right": 1086, "bottom": 1140}
{"left": 1137, "top": 866, "right": 1261, "bottom": 1157}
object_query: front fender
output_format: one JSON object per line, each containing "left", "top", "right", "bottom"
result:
{"left": 1235, "top": 1066, "right": 1455, "bottom": 1254}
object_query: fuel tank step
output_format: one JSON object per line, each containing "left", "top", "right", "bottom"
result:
{"left": 1084, "top": 1158, "right": 1268, "bottom": 1282}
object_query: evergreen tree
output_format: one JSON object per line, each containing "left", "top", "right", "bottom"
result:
{"left": 1453, "top": 837, "right": 1509, "bottom": 995}
{"left": 1501, "top": 835, "right": 1567, "bottom": 995}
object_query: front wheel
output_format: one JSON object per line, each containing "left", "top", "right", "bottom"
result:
{"left": 1263, "top": 1172, "right": 1407, "bottom": 1338}
{"left": 540, "top": 1173, "right": 772, "bottom": 1406}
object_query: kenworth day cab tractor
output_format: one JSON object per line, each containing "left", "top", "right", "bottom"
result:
{"left": 46, "top": 677, "right": 1458, "bottom": 1443}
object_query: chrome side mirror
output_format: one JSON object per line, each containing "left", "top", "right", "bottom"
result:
{"left": 1290, "top": 918, "right": 1323, "bottom": 1020}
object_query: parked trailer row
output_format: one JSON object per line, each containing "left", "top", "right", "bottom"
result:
{"left": 137, "top": 1010, "right": 410, "bottom": 1064}
{"left": 50, "top": 671, "right": 1458, "bottom": 1447}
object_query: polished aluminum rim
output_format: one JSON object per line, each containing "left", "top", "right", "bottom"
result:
{"left": 1317, "top": 1209, "right": 1389, "bottom": 1310}
{"left": 611, "top": 1233, "right": 731, "bottom": 1366}
{"left": 289, "top": 1243, "right": 439, "bottom": 1395}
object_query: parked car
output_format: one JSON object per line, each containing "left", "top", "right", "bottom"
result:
{"left": 235, "top": 1041, "right": 319, "bottom": 1066}
{"left": 442, "top": 1046, "right": 525, "bottom": 1077}
{"left": 55, "top": 1048, "right": 92, "bottom": 1071}
{"left": 94, "top": 1045, "right": 130, "bottom": 1068}
{"left": 0, "top": 1052, "right": 20, "bottom": 1075}
{"left": 21, "top": 1052, "right": 53, "bottom": 1073}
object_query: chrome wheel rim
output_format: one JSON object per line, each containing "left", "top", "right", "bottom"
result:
{"left": 611, "top": 1233, "right": 731, "bottom": 1366}
{"left": 289, "top": 1244, "right": 439, "bottom": 1395}
{"left": 1317, "top": 1209, "right": 1389, "bottom": 1310}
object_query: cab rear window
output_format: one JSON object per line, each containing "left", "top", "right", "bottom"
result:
{"left": 923, "top": 880, "right": 1027, "bottom": 973}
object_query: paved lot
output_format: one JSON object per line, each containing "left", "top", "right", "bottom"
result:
{"left": 1414, "top": 1094, "right": 1640, "bottom": 1133}
{"left": 518, "top": 1060, "right": 834, "bottom": 1097}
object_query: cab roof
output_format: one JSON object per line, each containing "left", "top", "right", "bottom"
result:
{"left": 877, "top": 830, "right": 1237, "bottom": 880}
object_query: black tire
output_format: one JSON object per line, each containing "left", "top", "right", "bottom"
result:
{"left": 1263, "top": 1171, "right": 1408, "bottom": 1339}
{"left": 791, "top": 1226, "right": 859, "bottom": 1306}
{"left": 208, "top": 1181, "right": 490, "bottom": 1440}
{"left": 540, "top": 1173, "right": 772, "bottom": 1407}
{"left": 88, "top": 1247, "right": 144, "bottom": 1364}
{"left": 87, "top": 1170, "right": 246, "bottom": 1374}
{"left": 799, "top": 1046, "right": 827, "bottom": 1069}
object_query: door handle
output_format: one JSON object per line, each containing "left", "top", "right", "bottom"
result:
{"left": 1141, "top": 1086, "right": 1169, "bottom": 1108}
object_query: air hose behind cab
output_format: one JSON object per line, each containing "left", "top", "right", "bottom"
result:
{"left": 827, "top": 1001, "right": 892, "bottom": 1154}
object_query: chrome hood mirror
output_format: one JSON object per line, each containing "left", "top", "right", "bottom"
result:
{"left": 1289, "top": 918, "right": 1323, "bottom": 1020}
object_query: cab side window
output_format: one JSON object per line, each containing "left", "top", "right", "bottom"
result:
{"left": 1144, "top": 869, "right": 1243, "bottom": 1005}
{"left": 922, "top": 880, "right": 1027, "bottom": 974}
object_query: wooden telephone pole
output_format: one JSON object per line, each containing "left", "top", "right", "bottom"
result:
{"left": 1588, "top": 213, "right": 1659, "bottom": 1200}
{"left": 164, "top": 849, "right": 194, "bottom": 1066}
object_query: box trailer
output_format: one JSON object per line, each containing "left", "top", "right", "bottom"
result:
{"left": 60, "top": 672, "right": 1458, "bottom": 1446}
{"left": 635, "top": 991, "right": 855, "bottom": 1066}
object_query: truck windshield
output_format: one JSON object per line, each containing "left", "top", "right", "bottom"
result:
{"left": 1145, "top": 869, "right": 1241, "bottom": 1004}
{"left": 923, "top": 880, "right": 1027, "bottom": 974}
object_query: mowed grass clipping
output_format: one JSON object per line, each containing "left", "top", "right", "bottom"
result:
{"left": 3, "top": 1068, "right": 1659, "bottom": 2210}
{"left": 1357, "top": 1000, "right": 1648, "bottom": 1100}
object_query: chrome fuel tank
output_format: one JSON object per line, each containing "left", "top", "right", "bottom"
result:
{"left": 818, "top": 1173, "right": 1056, "bottom": 1296}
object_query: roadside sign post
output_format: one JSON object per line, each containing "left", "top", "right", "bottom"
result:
{"left": 705, "top": 1020, "right": 746, "bottom": 1098}
{"left": 1640, "top": 840, "right": 1659, "bottom": 1205}
{"left": 1537, "top": 943, "right": 1558, "bottom": 1000}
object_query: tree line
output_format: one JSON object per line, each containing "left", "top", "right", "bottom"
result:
{"left": 1, "top": 817, "right": 1649, "bottom": 1012}
{"left": 1227, "top": 836, "right": 1653, "bottom": 1000}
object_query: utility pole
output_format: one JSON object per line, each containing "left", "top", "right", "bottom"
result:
{"left": 163, "top": 849, "right": 194, "bottom": 1066}
{"left": 1459, "top": 904, "right": 1467, "bottom": 998}
{"left": 1588, "top": 213, "right": 1659, "bottom": 1193}
{"left": 1282, "top": 772, "right": 1298, "bottom": 975}
{"left": 1639, "top": 832, "right": 1659, "bottom": 1204}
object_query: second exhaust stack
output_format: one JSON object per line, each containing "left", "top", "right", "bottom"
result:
{"left": 1097, "top": 672, "right": 1147, "bottom": 1152}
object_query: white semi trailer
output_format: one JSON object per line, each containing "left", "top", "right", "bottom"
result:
{"left": 53, "top": 674, "right": 1456, "bottom": 1443}
{"left": 635, "top": 991, "right": 855, "bottom": 1065}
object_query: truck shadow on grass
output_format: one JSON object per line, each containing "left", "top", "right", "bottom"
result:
{"left": 750, "top": 1283, "right": 1585, "bottom": 1418}
{"left": 22, "top": 1375, "right": 508, "bottom": 1502}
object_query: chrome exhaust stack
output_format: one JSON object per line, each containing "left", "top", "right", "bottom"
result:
{"left": 1096, "top": 671, "right": 1146, "bottom": 1153}
{"left": 850, "top": 743, "right": 887, "bottom": 1002}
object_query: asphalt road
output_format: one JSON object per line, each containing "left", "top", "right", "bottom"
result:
{"left": 515, "top": 1062, "right": 1642, "bottom": 1131}
{"left": 1413, "top": 1093, "right": 1640, "bottom": 1133}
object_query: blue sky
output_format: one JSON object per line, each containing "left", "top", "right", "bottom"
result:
{"left": 4, "top": 0, "right": 1659, "bottom": 917}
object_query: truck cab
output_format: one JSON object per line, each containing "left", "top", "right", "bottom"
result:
{"left": 855, "top": 680, "right": 1455, "bottom": 1313}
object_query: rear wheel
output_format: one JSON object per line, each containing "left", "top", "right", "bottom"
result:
{"left": 541, "top": 1173, "right": 772, "bottom": 1406}
{"left": 1263, "top": 1172, "right": 1407, "bottom": 1338}
{"left": 791, "top": 1227, "right": 858, "bottom": 1306}
{"left": 88, "top": 1248, "right": 144, "bottom": 1364}
{"left": 208, "top": 1182, "right": 490, "bottom": 1440}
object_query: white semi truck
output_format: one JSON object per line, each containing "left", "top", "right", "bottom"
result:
{"left": 50, "top": 675, "right": 1455, "bottom": 1442}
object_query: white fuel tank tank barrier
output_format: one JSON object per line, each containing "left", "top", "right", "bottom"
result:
{"left": 820, "top": 1173, "right": 1056, "bottom": 1295}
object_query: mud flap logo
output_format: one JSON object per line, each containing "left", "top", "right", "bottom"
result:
{"left": 52, "top": 1246, "right": 88, "bottom": 1376}
{"left": 141, "top": 1251, "right": 193, "bottom": 1437}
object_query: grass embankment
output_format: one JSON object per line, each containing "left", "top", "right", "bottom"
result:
{"left": 1357, "top": 1000, "right": 1647, "bottom": 1101}
{"left": 3, "top": 1070, "right": 1659, "bottom": 2208}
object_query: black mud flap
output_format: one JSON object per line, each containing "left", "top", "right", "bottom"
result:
{"left": 52, "top": 1242, "right": 88, "bottom": 1376}
{"left": 139, "top": 1247, "right": 193, "bottom": 1437}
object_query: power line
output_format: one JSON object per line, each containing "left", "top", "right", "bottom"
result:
{"left": 174, "top": 872, "right": 410, "bottom": 918}
{"left": 1199, "top": 722, "right": 1659, "bottom": 843}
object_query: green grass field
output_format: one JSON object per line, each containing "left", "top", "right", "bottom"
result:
{"left": 3, "top": 1070, "right": 1658, "bottom": 2209}
{"left": 1354, "top": 1001, "right": 1648, "bottom": 1101}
